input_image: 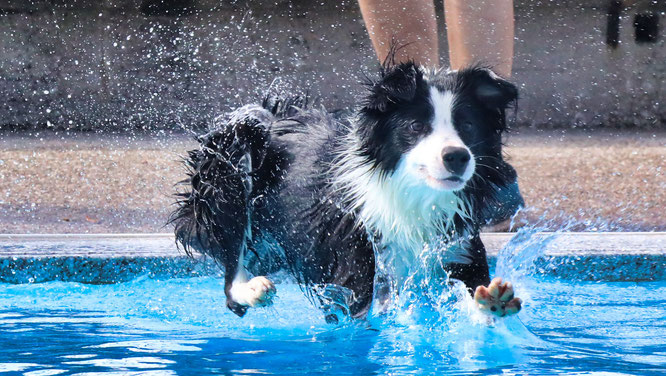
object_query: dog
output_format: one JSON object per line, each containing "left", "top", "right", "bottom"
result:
{"left": 170, "top": 62, "right": 523, "bottom": 321}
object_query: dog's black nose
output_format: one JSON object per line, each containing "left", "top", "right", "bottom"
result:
{"left": 442, "top": 147, "right": 471, "bottom": 176}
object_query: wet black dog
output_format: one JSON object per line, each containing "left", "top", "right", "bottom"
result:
{"left": 170, "top": 62, "right": 523, "bottom": 320}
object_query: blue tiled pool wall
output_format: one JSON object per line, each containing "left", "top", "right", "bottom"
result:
{"left": 0, "top": 254, "right": 663, "bottom": 284}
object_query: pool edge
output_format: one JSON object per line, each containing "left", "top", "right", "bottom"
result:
{"left": 1, "top": 232, "right": 665, "bottom": 257}
{"left": 0, "top": 232, "right": 664, "bottom": 283}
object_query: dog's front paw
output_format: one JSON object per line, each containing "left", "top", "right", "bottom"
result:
{"left": 230, "top": 276, "right": 276, "bottom": 309}
{"left": 474, "top": 277, "right": 522, "bottom": 318}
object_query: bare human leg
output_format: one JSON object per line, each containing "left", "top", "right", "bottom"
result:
{"left": 357, "top": 0, "right": 440, "bottom": 67}
{"left": 444, "top": 0, "right": 515, "bottom": 77}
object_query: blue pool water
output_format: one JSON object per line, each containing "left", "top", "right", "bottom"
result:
{"left": 1, "top": 276, "right": 665, "bottom": 374}
{"left": 0, "top": 235, "right": 665, "bottom": 375}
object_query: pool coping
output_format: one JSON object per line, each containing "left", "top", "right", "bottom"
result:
{"left": 0, "top": 232, "right": 664, "bottom": 283}
{"left": 0, "top": 232, "right": 664, "bottom": 258}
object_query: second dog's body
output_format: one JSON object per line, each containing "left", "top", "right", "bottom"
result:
{"left": 171, "top": 63, "right": 523, "bottom": 319}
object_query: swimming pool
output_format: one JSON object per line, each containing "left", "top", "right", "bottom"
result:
{"left": 0, "top": 232, "right": 664, "bottom": 375}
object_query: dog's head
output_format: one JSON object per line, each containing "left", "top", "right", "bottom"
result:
{"left": 358, "top": 62, "right": 518, "bottom": 192}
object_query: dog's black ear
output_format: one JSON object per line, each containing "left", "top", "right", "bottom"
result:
{"left": 467, "top": 67, "right": 518, "bottom": 109}
{"left": 365, "top": 62, "right": 422, "bottom": 112}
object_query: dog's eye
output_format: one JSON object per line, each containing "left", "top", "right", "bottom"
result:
{"left": 409, "top": 122, "right": 425, "bottom": 133}
{"left": 461, "top": 121, "right": 474, "bottom": 132}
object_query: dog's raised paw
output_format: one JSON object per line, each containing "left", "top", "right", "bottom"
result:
{"left": 230, "top": 276, "right": 277, "bottom": 308}
{"left": 474, "top": 277, "right": 522, "bottom": 318}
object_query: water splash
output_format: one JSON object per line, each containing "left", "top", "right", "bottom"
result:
{"left": 347, "top": 227, "right": 563, "bottom": 371}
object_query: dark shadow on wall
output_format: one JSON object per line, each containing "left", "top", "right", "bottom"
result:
{"left": 0, "top": 0, "right": 663, "bottom": 131}
{"left": 140, "top": 0, "right": 196, "bottom": 16}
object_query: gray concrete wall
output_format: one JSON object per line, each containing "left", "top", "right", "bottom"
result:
{"left": 0, "top": 0, "right": 663, "bottom": 131}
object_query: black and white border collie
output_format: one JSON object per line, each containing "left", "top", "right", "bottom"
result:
{"left": 170, "top": 62, "right": 523, "bottom": 321}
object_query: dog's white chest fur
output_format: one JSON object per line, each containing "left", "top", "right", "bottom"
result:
{"left": 333, "top": 144, "right": 473, "bottom": 274}
{"left": 365, "top": 166, "right": 473, "bottom": 271}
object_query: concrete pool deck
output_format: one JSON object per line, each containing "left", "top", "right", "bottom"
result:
{"left": 0, "top": 232, "right": 664, "bottom": 284}
{"left": 0, "top": 129, "right": 665, "bottom": 233}
{"left": 0, "top": 130, "right": 664, "bottom": 282}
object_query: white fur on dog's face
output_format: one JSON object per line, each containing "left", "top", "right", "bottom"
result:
{"left": 402, "top": 87, "right": 476, "bottom": 191}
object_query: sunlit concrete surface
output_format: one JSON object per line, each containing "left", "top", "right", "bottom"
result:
{"left": 1, "top": 130, "right": 663, "bottom": 233}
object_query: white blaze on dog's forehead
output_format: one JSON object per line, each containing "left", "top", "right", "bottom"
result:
{"left": 404, "top": 87, "right": 465, "bottom": 172}
{"left": 428, "top": 87, "right": 464, "bottom": 145}
{"left": 401, "top": 85, "right": 476, "bottom": 189}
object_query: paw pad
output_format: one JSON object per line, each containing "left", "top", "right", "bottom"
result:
{"left": 474, "top": 277, "right": 522, "bottom": 318}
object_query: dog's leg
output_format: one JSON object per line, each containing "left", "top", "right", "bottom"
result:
{"left": 171, "top": 108, "right": 277, "bottom": 317}
{"left": 225, "top": 164, "right": 276, "bottom": 315}
{"left": 222, "top": 150, "right": 277, "bottom": 317}
{"left": 308, "top": 213, "right": 376, "bottom": 321}
{"left": 447, "top": 234, "right": 491, "bottom": 290}
{"left": 447, "top": 234, "right": 522, "bottom": 317}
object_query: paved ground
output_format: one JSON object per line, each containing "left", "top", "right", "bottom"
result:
{"left": 0, "top": 129, "right": 664, "bottom": 234}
